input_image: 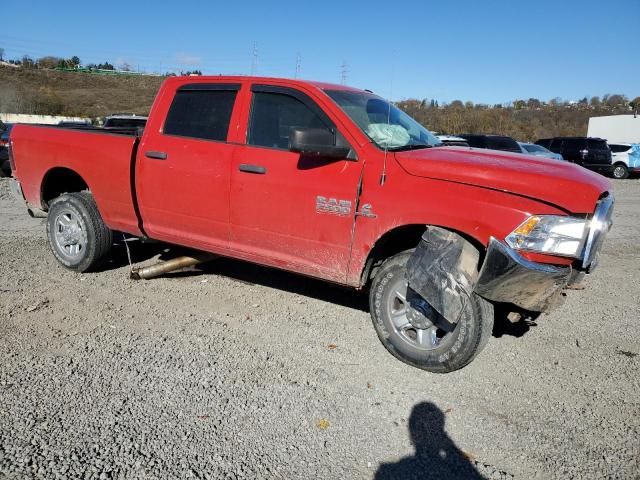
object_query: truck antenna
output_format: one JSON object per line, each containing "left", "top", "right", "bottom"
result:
{"left": 380, "top": 58, "right": 395, "bottom": 186}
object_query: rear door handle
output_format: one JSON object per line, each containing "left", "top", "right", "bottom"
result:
{"left": 239, "top": 164, "right": 266, "bottom": 174}
{"left": 145, "top": 151, "right": 167, "bottom": 160}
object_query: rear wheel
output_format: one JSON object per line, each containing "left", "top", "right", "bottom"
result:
{"left": 612, "top": 163, "right": 629, "bottom": 179}
{"left": 369, "top": 251, "right": 494, "bottom": 373}
{"left": 46, "top": 192, "right": 113, "bottom": 272}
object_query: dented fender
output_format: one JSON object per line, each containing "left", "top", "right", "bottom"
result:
{"left": 406, "top": 227, "right": 479, "bottom": 324}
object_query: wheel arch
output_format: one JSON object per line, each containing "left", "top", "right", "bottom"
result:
{"left": 40, "top": 167, "right": 91, "bottom": 210}
{"left": 358, "top": 223, "right": 485, "bottom": 287}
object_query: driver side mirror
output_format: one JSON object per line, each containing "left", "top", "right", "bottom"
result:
{"left": 289, "top": 128, "right": 355, "bottom": 160}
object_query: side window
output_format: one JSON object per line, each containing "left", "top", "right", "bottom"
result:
{"left": 164, "top": 89, "right": 237, "bottom": 141}
{"left": 565, "top": 139, "right": 584, "bottom": 151}
{"left": 549, "top": 139, "right": 563, "bottom": 151}
{"left": 248, "top": 91, "right": 333, "bottom": 149}
{"left": 610, "top": 144, "right": 630, "bottom": 153}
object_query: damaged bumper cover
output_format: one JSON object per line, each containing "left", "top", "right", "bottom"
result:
{"left": 474, "top": 238, "right": 571, "bottom": 312}
{"left": 406, "top": 228, "right": 575, "bottom": 321}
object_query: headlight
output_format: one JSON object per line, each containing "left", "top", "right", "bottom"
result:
{"left": 506, "top": 215, "right": 588, "bottom": 258}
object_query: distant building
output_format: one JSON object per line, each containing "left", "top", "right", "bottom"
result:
{"left": 587, "top": 115, "right": 640, "bottom": 143}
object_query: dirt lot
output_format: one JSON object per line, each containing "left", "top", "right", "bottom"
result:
{"left": 0, "top": 177, "right": 638, "bottom": 479}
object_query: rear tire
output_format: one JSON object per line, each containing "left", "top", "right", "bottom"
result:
{"left": 612, "top": 163, "right": 629, "bottom": 179}
{"left": 46, "top": 192, "right": 113, "bottom": 272}
{"left": 369, "top": 251, "right": 494, "bottom": 373}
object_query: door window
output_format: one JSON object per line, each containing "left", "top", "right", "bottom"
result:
{"left": 550, "top": 139, "right": 563, "bottom": 152}
{"left": 164, "top": 89, "right": 237, "bottom": 141}
{"left": 609, "top": 144, "right": 631, "bottom": 153}
{"left": 248, "top": 91, "right": 334, "bottom": 149}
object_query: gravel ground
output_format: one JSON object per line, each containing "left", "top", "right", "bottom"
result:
{"left": 0, "top": 177, "right": 638, "bottom": 479}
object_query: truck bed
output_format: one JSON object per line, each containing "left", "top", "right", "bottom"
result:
{"left": 11, "top": 124, "right": 142, "bottom": 235}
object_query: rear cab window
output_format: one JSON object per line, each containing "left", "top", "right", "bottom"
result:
{"left": 164, "top": 84, "right": 239, "bottom": 141}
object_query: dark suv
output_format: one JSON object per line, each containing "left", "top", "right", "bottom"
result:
{"left": 535, "top": 137, "right": 612, "bottom": 175}
{"left": 457, "top": 134, "right": 522, "bottom": 153}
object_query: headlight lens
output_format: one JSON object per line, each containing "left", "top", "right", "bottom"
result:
{"left": 506, "top": 215, "right": 588, "bottom": 258}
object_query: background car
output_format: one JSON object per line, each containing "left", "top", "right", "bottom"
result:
{"left": 57, "top": 120, "right": 94, "bottom": 129}
{"left": 457, "top": 134, "right": 522, "bottom": 153}
{"left": 535, "top": 137, "right": 612, "bottom": 175}
{"left": 103, "top": 114, "right": 148, "bottom": 129}
{"left": 436, "top": 134, "right": 470, "bottom": 147}
{"left": 0, "top": 122, "right": 13, "bottom": 177}
{"left": 609, "top": 143, "right": 640, "bottom": 179}
{"left": 518, "top": 142, "right": 564, "bottom": 160}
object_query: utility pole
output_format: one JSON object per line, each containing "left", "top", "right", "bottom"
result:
{"left": 340, "top": 61, "right": 349, "bottom": 85}
{"left": 251, "top": 42, "right": 258, "bottom": 76}
{"left": 295, "top": 52, "right": 302, "bottom": 78}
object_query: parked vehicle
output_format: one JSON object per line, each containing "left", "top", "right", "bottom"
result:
{"left": 535, "top": 137, "right": 612, "bottom": 175}
{"left": 518, "top": 142, "right": 564, "bottom": 160}
{"left": 103, "top": 114, "right": 147, "bottom": 130}
{"left": 0, "top": 121, "right": 11, "bottom": 144}
{"left": 457, "top": 134, "right": 522, "bottom": 153}
{"left": 0, "top": 122, "right": 13, "bottom": 177}
{"left": 9, "top": 76, "right": 614, "bottom": 373}
{"left": 57, "top": 120, "right": 94, "bottom": 129}
{"left": 436, "top": 135, "right": 469, "bottom": 147}
{"left": 609, "top": 143, "right": 640, "bottom": 179}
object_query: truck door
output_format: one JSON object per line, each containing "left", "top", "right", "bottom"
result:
{"left": 229, "top": 85, "right": 362, "bottom": 282}
{"left": 136, "top": 83, "right": 242, "bottom": 252}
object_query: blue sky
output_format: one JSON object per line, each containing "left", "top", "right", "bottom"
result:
{"left": 2, "top": 0, "right": 638, "bottom": 104}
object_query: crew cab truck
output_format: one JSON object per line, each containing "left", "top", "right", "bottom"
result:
{"left": 9, "top": 76, "right": 614, "bottom": 373}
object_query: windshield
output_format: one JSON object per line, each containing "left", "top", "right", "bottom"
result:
{"left": 325, "top": 90, "right": 441, "bottom": 150}
{"left": 524, "top": 144, "right": 548, "bottom": 153}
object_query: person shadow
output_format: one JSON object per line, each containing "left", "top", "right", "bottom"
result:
{"left": 375, "top": 402, "right": 483, "bottom": 480}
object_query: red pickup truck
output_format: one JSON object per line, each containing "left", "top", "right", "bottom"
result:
{"left": 9, "top": 76, "right": 614, "bottom": 373}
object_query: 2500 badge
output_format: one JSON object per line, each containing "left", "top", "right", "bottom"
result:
{"left": 315, "top": 196, "right": 352, "bottom": 216}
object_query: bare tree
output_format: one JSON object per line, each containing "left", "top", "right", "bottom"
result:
{"left": 0, "top": 48, "right": 4, "bottom": 61}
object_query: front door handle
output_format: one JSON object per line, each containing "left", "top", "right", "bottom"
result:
{"left": 239, "top": 164, "right": 266, "bottom": 174}
{"left": 145, "top": 151, "right": 168, "bottom": 160}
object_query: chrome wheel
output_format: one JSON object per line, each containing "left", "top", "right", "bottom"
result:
{"left": 613, "top": 165, "right": 627, "bottom": 179}
{"left": 387, "top": 277, "right": 452, "bottom": 351}
{"left": 53, "top": 209, "right": 87, "bottom": 260}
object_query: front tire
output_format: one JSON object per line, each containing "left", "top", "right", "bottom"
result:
{"left": 369, "top": 251, "right": 494, "bottom": 373}
{"left": 612, "top": 163, "right": 629, "bottom": 180}
{"left": 46, "top": 192, "right": 113, "bottom": 272}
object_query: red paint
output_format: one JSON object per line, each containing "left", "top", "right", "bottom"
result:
{"left": 10, "top": 76, "right": 611, "bottom": 287}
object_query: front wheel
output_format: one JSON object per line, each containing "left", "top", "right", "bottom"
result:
{"left": 369, "top": 251, "right": 494, "bottom": 373}
{"left": 46, "top": 192, "right": 113, "bottom": 272}
{"left": 612, "top": 163, "right": 629, "bottom": 180}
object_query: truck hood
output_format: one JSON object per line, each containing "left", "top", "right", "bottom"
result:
{"left": 395, "top": 147, "right": 611, "bottom": 213}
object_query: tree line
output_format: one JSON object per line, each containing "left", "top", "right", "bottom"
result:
{"left": 397, "top": 95, "right": 640, "bottom": 141}
{"left": 0, "top": 48, "right": 201, "bottom": 76}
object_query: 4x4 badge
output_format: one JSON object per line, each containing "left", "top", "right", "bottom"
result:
{"left": 356, "top": 203, "right": 377, "bottom": 218}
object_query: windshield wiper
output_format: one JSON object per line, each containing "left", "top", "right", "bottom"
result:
{"left": 387, "top": 143, "right": 433, "bottom": 152}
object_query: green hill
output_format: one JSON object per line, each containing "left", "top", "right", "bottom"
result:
{"left": 0, "top": 65, "right": 163, "bottom": 118}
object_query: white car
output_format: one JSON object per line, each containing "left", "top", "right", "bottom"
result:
{"left": 609, "top": 143, "right": 640, "bottom": 179}
{"left": 436, "top": 135, "right": 469, "bottom": 147}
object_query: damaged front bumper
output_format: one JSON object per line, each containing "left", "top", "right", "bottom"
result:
{"left": 474, "top": 238, "right": 572, "bottom": 312}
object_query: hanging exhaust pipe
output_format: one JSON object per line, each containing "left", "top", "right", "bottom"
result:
{"left": 130, "top": 253, "right": 218, "bottom": 280}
